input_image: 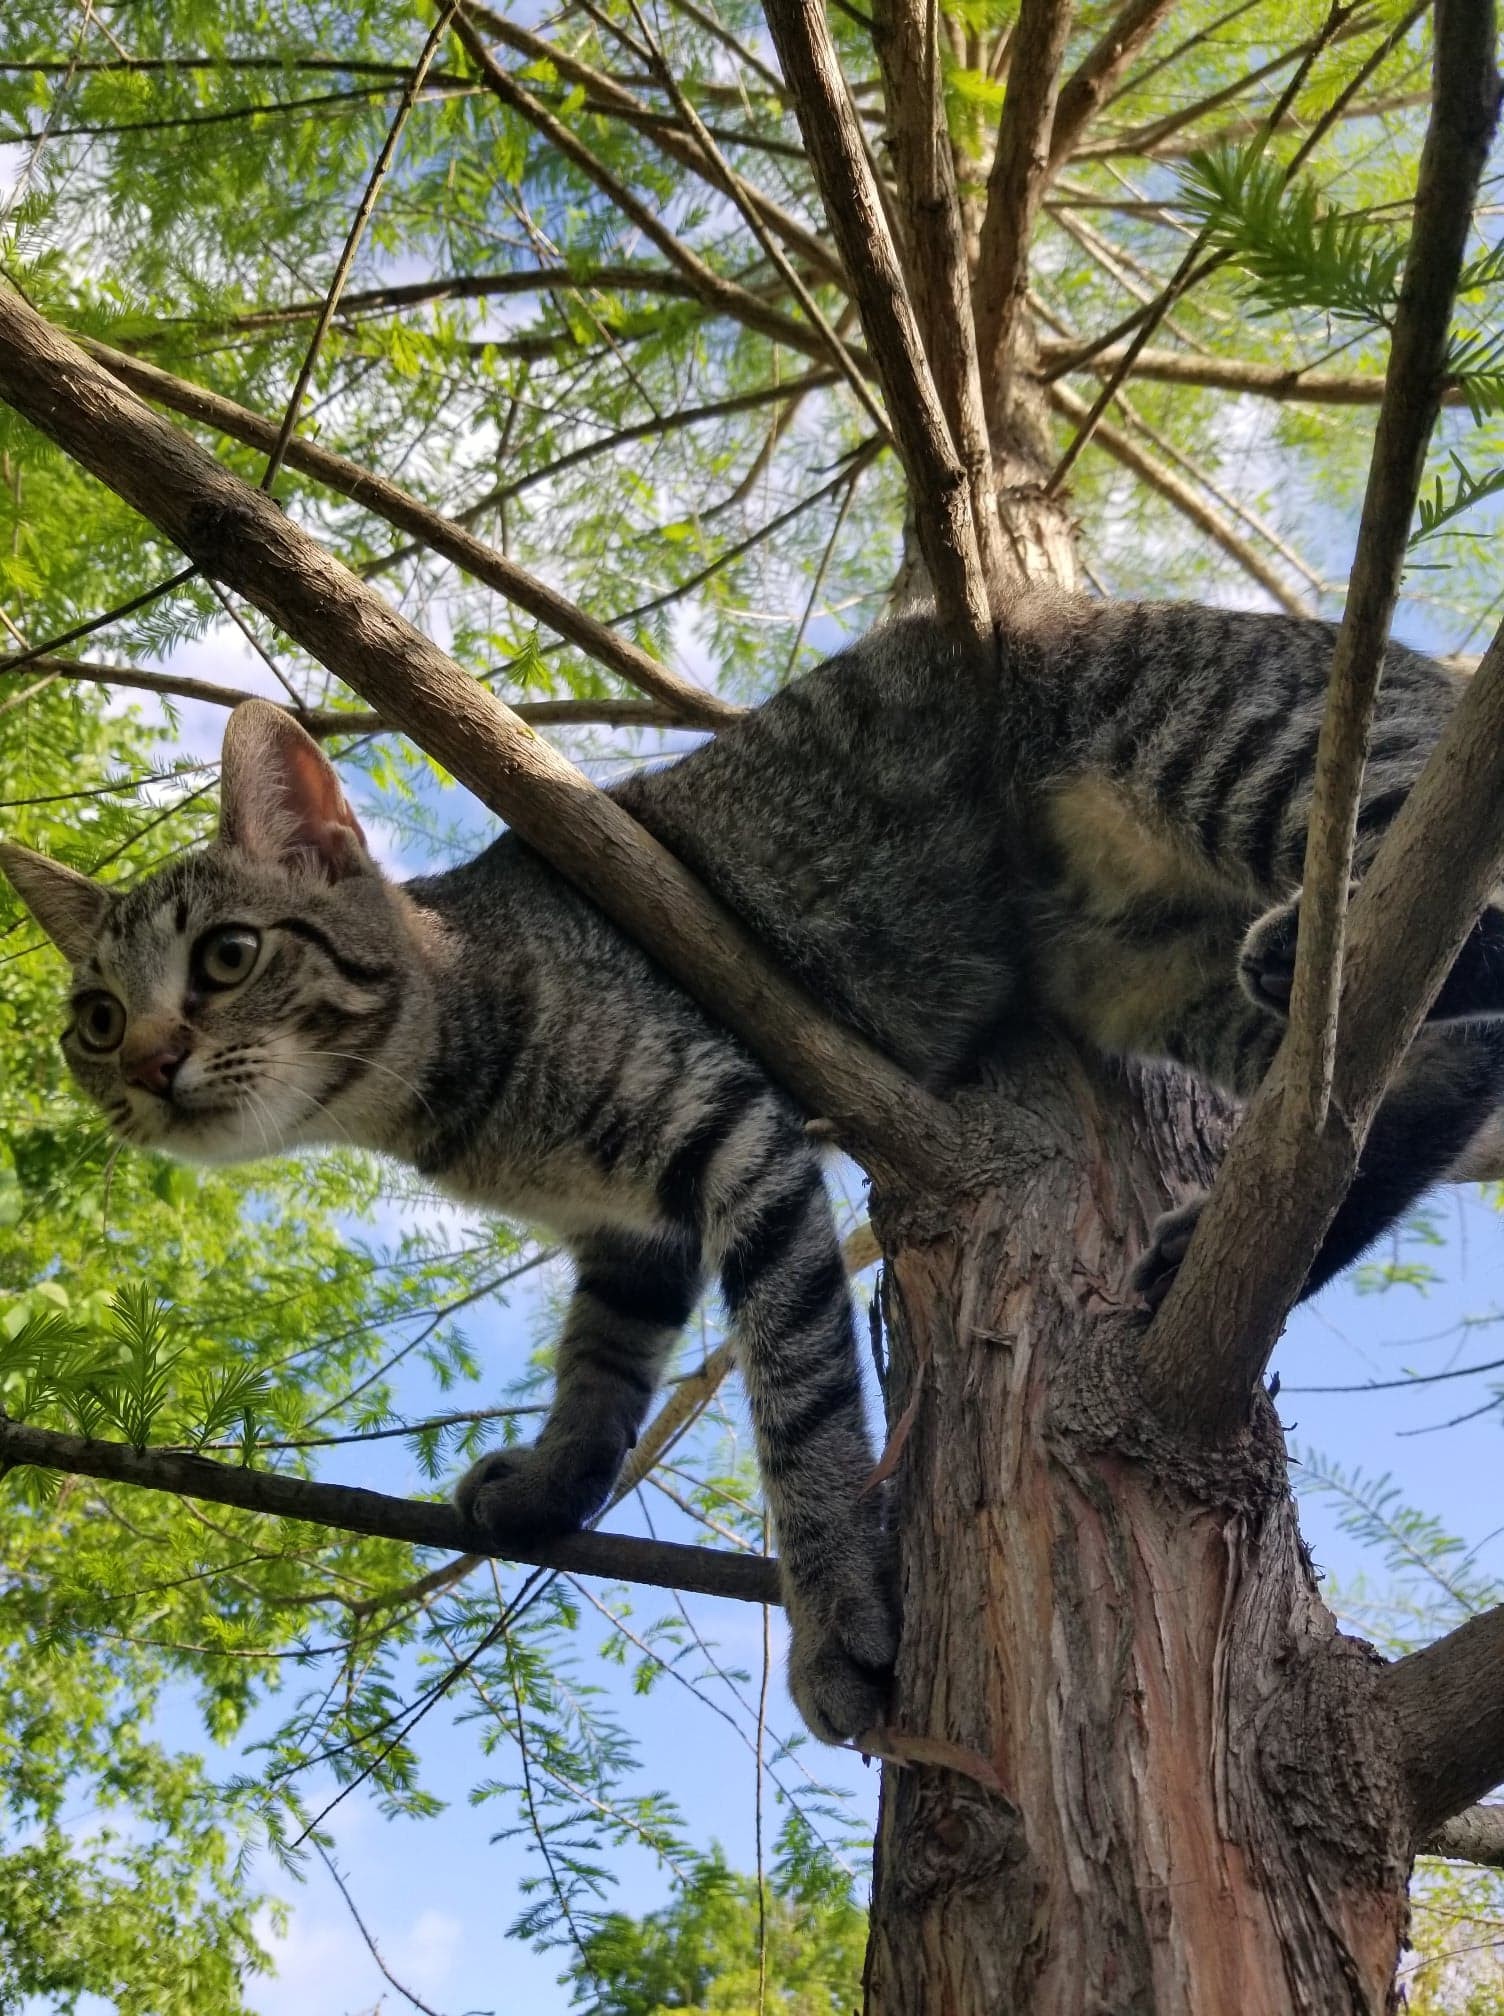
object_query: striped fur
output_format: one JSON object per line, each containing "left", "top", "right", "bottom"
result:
{"left": 6, "top": 594, "right": 1503, "bottom": 1742}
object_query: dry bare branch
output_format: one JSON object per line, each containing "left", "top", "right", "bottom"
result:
{"left": 1, "top": 658, "right": 693, "bottom": 737}
{"left": 1045, "top": 381, "right": 1312, "bottom": 618}
{"left": 0, "top": 1414, "right": 781, "bottom": 1607}
{"left": 78, "top": 332, "right": 738, "bottom": 728}
{"left": 1037, "top": 337, "right": 1471, "bottom": 408}
{"left": 450, "top": 8, "right": 847, "bottom": 376}
{"left": 461, "top": 1, "right": 844, "bottom": 287}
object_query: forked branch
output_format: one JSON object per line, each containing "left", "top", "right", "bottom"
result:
{"left": 0, "top": 287, "right": 956, "bottom": 1182}
{"left": 1139, "top": 0, "right": 1502, "bottom": 1433}
{"left": 79, "top": 332, "right": 738, "bottom": 729}
{"left": 762, "top": 0, "right": 994, "bottom": 638}
{"left": 972, "top": 0, "right": 1075, "bottom": 427}
{"left": 869, "top": 0, "right": 1006, "bottom": 583}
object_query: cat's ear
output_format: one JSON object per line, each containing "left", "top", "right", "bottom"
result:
{"left": 219, "top": 700, "right": 374, "bottom": 881}
{"left": 0, "top": 841, "right": 112, "bottom": 961}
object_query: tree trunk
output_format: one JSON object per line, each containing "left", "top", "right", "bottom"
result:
{"left": 861, "top": 365, "right": 1416, "bottom": 2008}
{"left": 861, "top": 1046, "right": 1416, "bottom": 2012}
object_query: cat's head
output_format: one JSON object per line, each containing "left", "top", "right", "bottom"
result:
{"left": 1, "top": 702, "right": 422, "bottom": 1164}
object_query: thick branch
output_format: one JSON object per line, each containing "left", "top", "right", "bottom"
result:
{"left": 762, "top": 0, "right": 992, "bottom": 640}
{"left": 1422, "top": 1805, "right": 1504, "bottom": 1867}
{"left": 132, "top": 265, "right": 749, "bottom": 340}
{"left": 972, "top": 0, "right": 1075, "bottom": 425}
{"left": 1279, "top": 0, "right": 1498, "bottom": 1141}
{"left": 869, "top": 0, "right": 1006, "bottom": 583}
{"left": 1384, "top": 1607, "right": 1504, "bottom": 1835}
{"left": 0, "top": 1415, "right": 780, "bottom": 1607}
{"left": 1048, "top": 0, "right": 1175, "bottom": 165}
{"left": 78, "top": 333, "right": 737, "bottom": 729}
{"left": 0, "top": 288, "right": 955, "bottom": 1180}
{"left": 1139, "top": 0, "right": 1501, "bottom": 1432}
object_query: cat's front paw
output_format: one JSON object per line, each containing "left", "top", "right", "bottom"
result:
{"left": 455, "top": 1437, "right": 623, "bottom": 1545}
{"left": 1131, "top": 1194, "right": 1207, "bottom": 1309}
{"left": 784, "top": 1565, "right": 899, "bottom": 1745}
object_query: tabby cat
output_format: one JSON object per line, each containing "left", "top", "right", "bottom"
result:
{"left": 7, "top": 594, "right": 1504, "bottom": 1743}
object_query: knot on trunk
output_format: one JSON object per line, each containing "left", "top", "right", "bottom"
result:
{"left": 882, "top": 1771, "right": 1026, "bottom": 1911}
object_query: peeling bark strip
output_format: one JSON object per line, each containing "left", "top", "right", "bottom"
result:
{"left": 0, "top": 1415, "right": 781, "bottom": 1606}
{"left": 865, "top": 1058, "right": 1411, "bottom": 2014}
{"left": 0, "top": 285, "right": 955, "bottom": 1181}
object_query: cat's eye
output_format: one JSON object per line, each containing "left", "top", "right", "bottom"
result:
{"left": 194, "top": 925, "right": 262, "bottom": 990}
{"left": 74, "top": 991, "right": 126, "bottom": 1053}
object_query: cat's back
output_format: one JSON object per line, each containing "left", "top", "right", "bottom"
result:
{"left": 614, "top": 613, "right": 1026, "bottom": 1081}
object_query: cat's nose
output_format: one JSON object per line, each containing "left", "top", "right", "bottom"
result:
{"left": 124, "top": 1047, "right": 187, "bottom": 1097}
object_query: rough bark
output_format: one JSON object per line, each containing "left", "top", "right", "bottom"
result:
{"left": 864, "top": 1053, "right": 1414, "bottom": 2013}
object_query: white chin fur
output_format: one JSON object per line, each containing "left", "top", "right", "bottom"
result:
{"left": 130, "top": 1078, "right": 335, "bottom": 1164}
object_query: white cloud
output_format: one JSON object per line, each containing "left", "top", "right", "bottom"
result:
{"left": 249, "top": 1899, "right": 461, "bottom": 2016}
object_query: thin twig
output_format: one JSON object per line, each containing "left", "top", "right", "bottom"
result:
{"left": 262, "top": 2, "right": 460, "bottom": 492}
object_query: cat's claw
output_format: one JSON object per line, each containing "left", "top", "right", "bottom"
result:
{"left": 455, "top": 1439, "right": 623, "bottom": 1545}
{"left": 1131, "top": 1194, "right": 1208, "bottom": 1309}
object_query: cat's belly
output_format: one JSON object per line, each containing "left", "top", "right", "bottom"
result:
{"left": 435, "top": 1143, "right": 663, "bottom": 1241}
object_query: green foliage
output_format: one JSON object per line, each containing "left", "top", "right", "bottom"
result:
{"left": 1179, "top": 146, "right": 1408, "bottom": 328}
{"left": 563, "top": 1831, "right": 864, "bottom": 2014}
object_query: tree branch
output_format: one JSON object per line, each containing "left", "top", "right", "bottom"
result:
{"left": 462, "top": 3, "right": 844, "bottom": 288}
{"left": 1, "top": 658, "right": 693, "bottom": 737}
{"left": 762, "top": 0, "right": 993, "bottom": 639}
{"left": 0, "top": 287, "right": 956, "bottom": 1180}
{"left": 1384, "top": 1607, "right": 1504, "bottom": 1836}
{"left": 1274, "top": 0, "right": 1500, "bottom": 1143}
{"left": 1036, "top": 337, "right": 1470, "bottom": 408}
{"left": 972, "top": 0, "right": 1075, "bottom": 428}
{"left": 77, "top": 332, "right": 738, "bottom": 729}
{"left": 0, "top": 1414, "right": 781, "bottom": 1607}
{"left": 452, "top": 6, "right": 847, "bottom": 375}
{"left": 1048, "top": 0, "right": 1175, "bottom": 166}
{"left": 869, "top": 0, "right": 1006, "bottom": 584}
{"left": 1045, "top": 380, "right": 1311, "bottom": 618}
{"left": 1421, "top": 1804, "right": 1504, "bottom": 1867}
{"left": 1139, "top": 0, "right": 1502, "bottom": 1434}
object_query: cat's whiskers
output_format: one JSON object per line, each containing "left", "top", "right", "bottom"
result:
{"left": 253, "top": 1068, "right": 358, "bottom": 1149}
{"left": 297, "top": 1048, "right": 434, "bottom": 1118}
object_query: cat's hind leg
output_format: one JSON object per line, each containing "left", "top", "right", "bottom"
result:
{"left": 1136, "top": 1023, "right": 1504, "bottom": 1307}
{"left": 456, "top": 1225, "right": 702, "bottom": 1542}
